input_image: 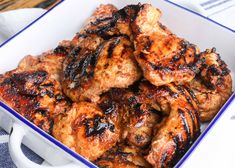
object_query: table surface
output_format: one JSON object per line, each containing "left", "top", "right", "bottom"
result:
{"left": 0, "top": 0, "right": 60, "bottom": 12}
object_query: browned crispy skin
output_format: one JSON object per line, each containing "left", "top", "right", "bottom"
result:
{"left": 0, "top": 47, "right": 71, "bottom": 134}
{"left": 53, "top": 101, "right": 121, "bottom": 161}
{"left": 52, "top": 88, "right": 131, "bottom": 161}
{"left": 187, "top": 48, "right": 232, "bottom": 121}
{"left": 95, "top": 143, "right": 151, "bottom": 168}
{"left": 18, "top": 41, "right": 71, "bottom": 81}
{"left": 98, "top": 88, "right": 132, "bottom": 128}
{"left": 84, "top": 4, "right": 143, "bottom": 39}
{"left": 62, "top": 4, "right": 141, "bottom": 102}
{"left": 62, "top": 4, "right": 117, "bottom": 102}
{"left": 63, "top": 36, "right": 141, "bottom": 102}
{"left": 123, "top": 104, "right": 160, "bottom": 148}
{"left": 138, "top": 82, "right": 200, "bottom": 168}
{"left": 132, "top": 4, "right": 201, "bottom": 86}
{"left": 69, "top": 4, "right": 119, "bottom": 48}
{"left": 75, "top": 4, "right": 119, "bottom": 37}
{"left": 0, "top": 3, "right": 232, "bottom": 168}
{"left": 53, "top": 88, "right": 132, "bottom": 162}
{"left": 122, "top": 84, "right": 161, "bottom": 148}
{"left": 53, "top": 88, "right": 142, "bottom": 162}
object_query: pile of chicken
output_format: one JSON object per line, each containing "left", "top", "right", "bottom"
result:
{"left": 0, "top": 4, "right": 232, "bottom": 168}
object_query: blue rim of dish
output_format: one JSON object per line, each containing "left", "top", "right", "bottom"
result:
{"left": 175, "top": 92, "right": 235, "bottom": 167}
{"left": 164, "top": 0, "right": 235, "bottom": 33}
{"left": 0, "top": 0, "right": 234, "bottom": 167}
{"left": 0, "top": 1, "right": 97, "bottom": 167}
{"left": 0, "top": 101, "right": 97, "bottom": 168}
{"left": 0, "top": 0, "right": 234, "bottom": 49}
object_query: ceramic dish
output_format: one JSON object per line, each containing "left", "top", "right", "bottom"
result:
{"left": 0, "top": 0, "right": 234, "bottom": 167}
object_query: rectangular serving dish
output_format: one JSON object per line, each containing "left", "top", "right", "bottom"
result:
{"left": 0, "top": 0, "right": 234, "bottom": 167}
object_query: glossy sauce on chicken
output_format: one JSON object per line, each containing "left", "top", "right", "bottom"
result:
{"left": 0, "top": 47, "right": 71, "bottom": 133}
{"left": 62, "top": 4, "right": 141, "bottom": 102}
{"left": 0, "top": 3, "right": 232, "bottom": 168}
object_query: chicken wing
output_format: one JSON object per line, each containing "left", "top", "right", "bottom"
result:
{"left": 187, "top": 48, "right": 232, "bottom": 121}
{"left": 132, "top": 4, "right": 202, "bottom": 86}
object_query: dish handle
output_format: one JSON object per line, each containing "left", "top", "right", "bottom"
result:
{"left": 9, "top": 122, "right": 80, "bottom": 168}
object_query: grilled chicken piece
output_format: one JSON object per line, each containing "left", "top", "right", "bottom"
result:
{"left": 18, "top": 41, "right": 72, "bottom": 81}
{"left": 63, "top": 36, "right": 141, "bottom": 102}
{"left": 84, "top": 4, "right": 143, "bottom": 39}
{"left": 0, "top": 46, "right": 71, "bottom": 134}
{"left": 74, "top": 4, "right": 119, "bottom": 38}
{"left": 62, "top": 5, "right": 141, "bottom": 102}
{"left": 98, "top": 88, "right": 132, "bottom": 127}
{"left": 137, "top": 82, "right": 200, "bottom": 168}
{"left": 53, "top": 102, "right": 120, "bottom": 161}
{"left": 95, "top": 143, "right": 151, "bottom": 168}
{"left": 69, "top": 4, "right": 119, "bottom": 49}
{"left": 122, "top": 82, "right": 162, "bottom": 148}
{"left": 187, "top": 48, "right": 232, "bottom": 121}
{"left": 53, "top": 89, "right": 130, "bottom": 161}
{"left": 132, "top": 4, "right": 201, "bottom": 86}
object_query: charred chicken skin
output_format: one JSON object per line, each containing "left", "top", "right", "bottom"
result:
{"left": 53, "top": 89, "right": 131, "bottom": 161}
{"left": 52, "top": 102, "right": 120, "bottom": 161}
{"left": 63, "top": 36, "right": 141, "bottom": 102}
{"left": 139, "top": 82, "right": 200, "bottom": 168}
{"left": 123, "top": 83, "right": 162, "bottom": 148}
{"left": 62, "top": 4, "right": 141, "bottom": 102}
{"left": 0, "top": 3, "right": 232, "bottom": 168}
{"left": 0, "top": 46, "right": 71, "bottom": 134}
{"left": 187, "top": 48, "right": 232, "bottom": 121}
{"left": 95, "top": 143, "right": 151, "bottom": 168}
{"left": 132, "top": 4, "right": 202, "bottom": 86}
{"left": 18, "top": 40, "right": 72, "bottom": 81}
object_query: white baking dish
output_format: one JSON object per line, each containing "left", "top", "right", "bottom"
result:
{"left": 0, "top": 0, "right": 234, "bottom": 167}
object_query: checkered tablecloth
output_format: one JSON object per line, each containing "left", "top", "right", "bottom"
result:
{"left": 0, "top": 127, "right": 44, "bottom": 168}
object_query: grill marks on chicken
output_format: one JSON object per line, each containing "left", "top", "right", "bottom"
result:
{"left": 132, "top": 4, "right": 202, "bottom": 86}
{"left": 0, "top": 70, "right": 69, "bottom": 134}
{"left": 0, "top": 3, "right": 233, "bottom": 168}
{"left": 53, "top": 89, "right": 131, "bottom": 161}
{"left": 95, "top": 143, "right": 151, "bottom": 168}
{"left": 139, "top": 82, "right": 200, "bottom": 168}
{"left": 0, "top": 71, "right": 51, "bottom": 133}
{"left": 63, "top": 36, "right": 141, "bottom": 102}
{"left": 0, "top": 41, "right": 71, "bottom": 134}
{"left": 123, "top": 89, "right": 161, "bottom": 148}
{"left": 80, "top": 4, "right": 119, "bottom": 36}
{"left": 53, "top": 102, "right": 121, "bottom": 161}
{"left": 85, "top": 4, "right": 141, "bottom": 39}
{"left": 62, "top": 5, "right": 141, "bottom": 102}
{"left": 187, "top": 48, "right": 232, "bottom": 121}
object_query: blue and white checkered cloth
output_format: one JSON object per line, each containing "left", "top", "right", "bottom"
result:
{"left": 0, "top": 127, "right": 44, "bottom": 168}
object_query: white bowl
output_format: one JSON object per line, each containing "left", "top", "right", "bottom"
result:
{"left": 0, "top": 8, "right": 46, "bottom": 44}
